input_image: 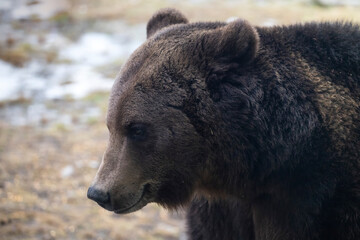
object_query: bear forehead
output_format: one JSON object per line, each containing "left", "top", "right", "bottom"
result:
{"left": 111, "top": 22, "right": 223, "bottom": 95}
{"left": 123, "top": 22, "right": 227, "bottom": 83}
{"left": 107, "top": 22, "right": 228, "bottom": 126}
{"left": 121, "top": 21, "right": 226, "bottom": 80}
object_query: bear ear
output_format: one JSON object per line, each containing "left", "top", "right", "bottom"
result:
{"left": 202, "top": 19, "right": 259, "bottom": 64}
{"left": 146, "top": 8, "right": 188, "bottom": 39}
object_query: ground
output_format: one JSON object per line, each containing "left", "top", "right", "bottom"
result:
{"left": 0, "top": 0, "right": 359, "bottom": 239}
{"left": 0, "top": 119, "right": 187, "bottom": 240}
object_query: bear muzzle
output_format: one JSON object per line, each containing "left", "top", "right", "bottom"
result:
{"left": 87, "top": 183, "right": 151, "bottom": 214}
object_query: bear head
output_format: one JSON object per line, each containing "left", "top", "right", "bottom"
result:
{"left": 88, "top": 8, "right": 259, "bottom": 214}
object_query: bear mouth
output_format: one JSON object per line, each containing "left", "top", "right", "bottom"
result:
{"left": 113, "top": 183, "right": 150, "bottom": 214}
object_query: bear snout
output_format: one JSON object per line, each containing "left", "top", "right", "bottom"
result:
{"left": 87, "top": 186, "right": 113, "bottom": 211}
{"left": 87, "top": 183, "right": 151, "bottom": 214}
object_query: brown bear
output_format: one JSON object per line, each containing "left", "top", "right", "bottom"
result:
{"left": 88, "top": 8, "right": 360, "bottom": 240}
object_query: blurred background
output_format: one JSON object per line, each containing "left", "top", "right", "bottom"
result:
{"left": 0, "top": 0, "right": 359, "bottom": 239}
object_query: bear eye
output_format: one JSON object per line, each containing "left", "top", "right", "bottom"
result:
{"left": 127, "top": 123, "right": 147, "bottom": 141}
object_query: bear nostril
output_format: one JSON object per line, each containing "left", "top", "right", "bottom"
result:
{"left": 87, "top": 186, "right": 111, "bottom": 206}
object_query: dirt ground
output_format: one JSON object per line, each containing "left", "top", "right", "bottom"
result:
{"left": 1, "top": 1, "right": 360, "bottom": 240}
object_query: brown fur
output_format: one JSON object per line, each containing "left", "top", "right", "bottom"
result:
{"left": 88, "top": 9, "right": 360, "bottom": 240}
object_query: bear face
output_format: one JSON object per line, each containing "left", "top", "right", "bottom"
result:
{"left": 88, "top": 8, "right": 260, "bottom": 213}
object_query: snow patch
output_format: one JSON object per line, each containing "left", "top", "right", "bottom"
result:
{"left": 61, "top": 165, "right": 74, "bottom": 178}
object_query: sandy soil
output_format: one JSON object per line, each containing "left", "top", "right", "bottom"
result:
{"left": 0, "top": 121, "right": 187, "bottom": 240}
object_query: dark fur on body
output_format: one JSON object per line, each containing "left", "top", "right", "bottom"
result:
{"left": 187, "top": 21, "right": 360, "bottom": 240}
{"left": 89, "top": 9, "right": 360, "bottom": 240}
{"left": 186, "top": 21, "right": 360, "bottom": 240}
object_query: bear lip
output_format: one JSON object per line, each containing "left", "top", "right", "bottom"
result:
{"left": 113, "top": 183, "right": 149, "bottom": 214}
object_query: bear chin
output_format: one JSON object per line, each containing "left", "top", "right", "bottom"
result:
{"left": 113, "top": 184, "right": 151, "bottom": 214}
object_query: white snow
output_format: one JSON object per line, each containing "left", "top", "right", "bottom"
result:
{"left": 0, "top": 31, "right": 143, "bottom": 102}
{"left": 0, "top": 21, "right": 145, "bottom": 126}
{"left": 0, "top": 60, "right": 22, "bottom": 101}
{"left": 60, "top": 32, "right": 126, "bottom": 66}
{"left": 61, "top": 165, "right": 74, "bottom": 178}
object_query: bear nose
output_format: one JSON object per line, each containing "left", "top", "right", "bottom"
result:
{"left": 87, "top": 186, "right": 112, "bottom": 210}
